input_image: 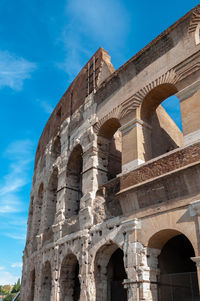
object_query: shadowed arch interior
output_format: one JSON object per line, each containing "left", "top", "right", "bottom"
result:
{"left": 94, "top": 243, "right": 127, "bottom": 301}
{"left": 52, "top": 135, "right": 61, "bottom": 160}
{"left": 60, "top": 254, "right": 80, "bottom": 301}
{"left": 65, "top": 144, "right": 83, "bottom": 218}
{"left": 97, "top": 118, "right": 122, "bottom": 185}
{"left": 148, "top": 230, "right": 199, "bottom": 300}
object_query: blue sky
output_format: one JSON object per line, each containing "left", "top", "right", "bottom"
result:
{"left": 0, "top": 0, "right": 199, "bottom": 284}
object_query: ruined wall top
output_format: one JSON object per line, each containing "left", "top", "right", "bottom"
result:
{"left": 34, "top": 47, "right": 114, "bottom": 169}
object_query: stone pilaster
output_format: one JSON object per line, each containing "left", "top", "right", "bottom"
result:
{"left": 51, "top": 246, "right": 59, "bottom": 301}
{"left": 121, "top": 218, "right": 142, "bottom": 300}
{"left": 119, "top": 118, "right": 151, "bottom": 174}
{"left": 176, "top": 80, "right": 200, "bottom": 146}
{"left": 79, "top": 143, "right": 98, "bottom": 229}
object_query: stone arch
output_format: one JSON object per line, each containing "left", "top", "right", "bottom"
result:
{"left": 140, "top": 83, "right": 178, "bottom": 121}
{"left": 59, "top": 253, "right": 81, "bottom": 301}
{"left": 139, "top": 83, "right": 183, "bottom": 160}
{"left": 147, "top": 229, "right": 199, "bottom": 300}
{"left": 45, "top": 166, "right": 58, "bottom": 230}
{"left": 65, "top": 144, "right": 83, "bottom": 218}
{"left": 52, "top": 135, "right": 61, "bottom": 160}
{"left": 94, "top": 242, "right": 127, "bottom": 301}
{"left": 148, "top": 229, "right": 183, "bottom": 249}
{"left": 40, "top": 261, "right": 52, "bottom": 301}
{"left": 97, "top": 118, "right": 122, "bottom": 185}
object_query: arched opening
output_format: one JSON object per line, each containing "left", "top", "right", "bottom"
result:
{"left": 65, "top": 145, "right": 83, "bottom": 218}
{"left": 52, "top": 135, "right": 61, "bottom": 161}
{"left": 28, "top": 269, "right": 35, "bottom": 301}
{"left": 40, "top": 261, "right": 52, "bottom": 301}
{"left": 140, "top": 84, "right": 183, "bottom": 161}
{"left": 60, "top": 254, "right": 81, "bottom": 301}
{"left": 97, "top": 118, "right": 122, "bottom": 185}
{"left": 148, "top": 230, "right": 199, "bottom": 301}
{"left": 32, "top": 183, "right": 43, "bottom": 251}
{"left": 46, "top": 167, "right": 58, "bottom": 230}
{"left": 95, "top": 244, "right": 127, "bottom": 301}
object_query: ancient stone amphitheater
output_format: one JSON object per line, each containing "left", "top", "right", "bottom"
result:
{"left": 21, "top": 5, "right": 200, "bottom": 301}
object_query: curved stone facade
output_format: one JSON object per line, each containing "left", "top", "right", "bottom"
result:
{"left": 22, "top": 5, "right": 200, "bottom": 301}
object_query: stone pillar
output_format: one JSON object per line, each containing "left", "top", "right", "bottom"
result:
{"left": 137, "top": 248, "right": 160, "bottom": 301}
{"left": 119, "top": 117, "right": 151, "bottom": 174}
{"left": 121, "top": 218, "right": 142, "bottom": 300}
{"left": 176, "top": 80, "right": 200, "bottom": 146}
{"left": 51, "top": 247, "right": 59, "bottom": 301}
{"left": 79, "top": 236, "right": 96, "bottom": 301}
{"left": 79, "top": 142, "right": 98, "bottom": 229}
{"left": 122, "top": 219, "right": 160, "bottom": 301}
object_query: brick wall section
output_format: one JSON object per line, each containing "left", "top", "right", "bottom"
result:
{"left": 99, "top": 142, "right": 200, "bottom": 197}
{"left": 120, "top": 142, "right": 200, "bottom": 191}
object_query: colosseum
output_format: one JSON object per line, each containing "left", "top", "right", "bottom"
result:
{"left": 21, "top": 4, "right": 200, "bottom": 301}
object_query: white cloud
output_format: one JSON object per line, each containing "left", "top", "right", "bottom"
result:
{"left": 0, "top": 267, "right": 5, "bottom": 271}
{"left": 0, "top": 271, "right": 20, "bottom": 285}
{"left": 5, "top": 233, "right": 26, "bottom": 241}
{"left": 57, "top": 0, "right": 129, "bottom": 80}
{"left": 0, "top": 195, "right": 22, "bottom": 214}
{"left": 11, "top": 262, "right": 22, "bottom": 269}
{"left": 36, "top": 99, "right": 53, "bottom": 114}
{"left": 0, "top": 139, "right": 34, "bottom": 214}
{"left": 0, "top": 50, "right": 36, "bottom": 91}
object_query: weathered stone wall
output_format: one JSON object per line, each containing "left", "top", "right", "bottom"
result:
{"left": 21, "top": 4, "right": 200, "bottom": 301}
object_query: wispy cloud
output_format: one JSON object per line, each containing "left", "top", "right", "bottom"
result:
{"left": 0, "top": 267, "right": 5, "bottom": 271}
{"left": 57, "top": 0, "right": 129, "bottom": 80}
{"left": 0, "top": 139, "right": 34, "bottom": 214}
{"left": 0, "top": 216, "right": 27, "bottom": 243}
{"left": 0, "top": 50, "right": 36, "bottom": 91}
{"left": 36, "top": 98, "right": 53, "bottom": 114}
{"left": 5, "top": 233, "right": 26, "bottom": 241}
{"left": 11, "top": 262, "right": 22, "bottom": 269}
{"left": 0, "top": 271, "right": 20, "bottom": 285}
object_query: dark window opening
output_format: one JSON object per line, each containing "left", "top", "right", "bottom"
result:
{"left": 65, "top": 145, "right": 83, "bottom": 218}
{"left": 97, "top": 118, "right": 122, "bottom": 185}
